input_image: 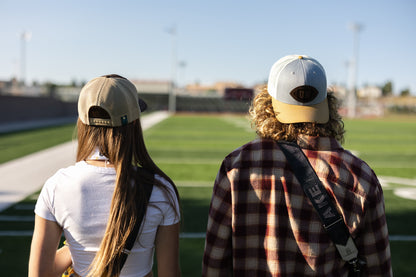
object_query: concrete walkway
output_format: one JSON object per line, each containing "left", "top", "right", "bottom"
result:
{"left": 0, "top": 117, "right": 78, "bottom": 134}
{"left": 0, "top": 111, "right": 170, "bottom": 212}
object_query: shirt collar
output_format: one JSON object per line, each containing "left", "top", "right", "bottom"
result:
{"left": 296, "top": 134, "right": 343, "bottom": 151}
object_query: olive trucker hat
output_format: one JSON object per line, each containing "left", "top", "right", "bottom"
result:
{"left": 267, "top": 55, "right": 329, "bottom": 123}
{"left": 78, "top": 75, "right": 147, "bottom": 127}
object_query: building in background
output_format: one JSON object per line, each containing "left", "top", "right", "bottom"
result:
{"left": 131, "top": 79, "right": 172, "bottom": 94}
{"left": 357, "top": 86, "right": 382, "bottom": 99}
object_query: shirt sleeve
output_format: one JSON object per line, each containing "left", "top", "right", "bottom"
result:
{"left": 202, "top": 160, "right": 233, "bottom": 277}
{"left": 34, "top": 177, "right": 57, "bottom": 222}
{"left": 357, "top": 175, "right": 392, "bottom": 276}
{"left": 155, "top": 174, "right": 180, "bottom": 226}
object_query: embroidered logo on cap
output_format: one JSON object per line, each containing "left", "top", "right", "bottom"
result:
{"left": 290, "top": 85, "right": 319, "bottom": 103}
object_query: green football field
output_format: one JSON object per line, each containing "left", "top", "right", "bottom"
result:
{"left": 0, "top": 113, "right": 415, "bottom": 276}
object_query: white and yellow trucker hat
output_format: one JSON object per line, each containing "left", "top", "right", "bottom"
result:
{"left": 267, "top": 55, "right": 329, "bottom": 124}
{"left": 78, "top": 75, "right": 147, "bottom": 127}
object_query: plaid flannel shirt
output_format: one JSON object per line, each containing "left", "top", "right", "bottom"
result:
{"left": 203, "top": 135, "right": 392, "bottom": 277}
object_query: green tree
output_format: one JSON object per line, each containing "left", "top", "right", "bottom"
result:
{"left": 70, "top": 79, "right": 77, "bottom": 87}
{"left": 381, "top": 81, "right": 393, "bottom": 96}
{"left": 400, "top": 88, "right": 410, "bottom": 97}
{"left": 45, "top": 82, "right": 57, "bottom": 98}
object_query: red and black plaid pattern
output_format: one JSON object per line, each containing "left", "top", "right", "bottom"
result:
{"left": 203, "top": 135, "right": 392, "bottom": 276}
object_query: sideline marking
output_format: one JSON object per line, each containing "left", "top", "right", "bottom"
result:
{"left": 220, "top": 117, "right": 253, "bottom": 132}
{"left": 177, "top": 182, "right": 213, "bottom": 187}
{"left": 0, "top": 231, "right": 207, "bottom": 238}
{"left": 1, "top": 231, "right": 415, "bottom": 241}
{"left": 389, "top": 235, "right": 416, "bottom": 242}
{"left": 180, "top": 232, "right": 206, "bottom": 239}
{"left": 0, "top": 215, "right": 34, "bottom": 222}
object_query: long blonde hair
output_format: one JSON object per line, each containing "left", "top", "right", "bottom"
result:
{"left": 76, "top": 116, "right": 179, "bottom": 277}
{"left": 249, "top": 86, "right": 345, "bottom": 143}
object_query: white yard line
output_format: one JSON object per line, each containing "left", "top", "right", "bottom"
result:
{"left": 220, "top": 116, "right": 253, "bottom": 133}
{"left": 379, "top": 176, "right": 416, "bottom": 200}
{"left": 379, "top": 176, "right": 416, "bottom": 187}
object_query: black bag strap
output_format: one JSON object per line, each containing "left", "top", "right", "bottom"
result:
{"left": 117, "top": 168, "right": 154, "bottom": 272}
{"left": 278, "top": 141, "right": 360, "bottom": 263}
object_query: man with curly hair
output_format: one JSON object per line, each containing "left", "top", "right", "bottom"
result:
{"left": 203, "top": 55, "right": 392, "bottom": 276}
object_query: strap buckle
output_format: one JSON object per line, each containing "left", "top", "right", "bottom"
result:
{"left": 334, "top": 237, "right": 358, "bottom": 261}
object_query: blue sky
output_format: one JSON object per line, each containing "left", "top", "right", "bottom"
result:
{"left": 1, "top": 0, "right": 415, "bottom": 94}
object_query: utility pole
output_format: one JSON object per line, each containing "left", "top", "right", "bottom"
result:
{"left": 347, "top": 23, "right": 363, "bottom": 118}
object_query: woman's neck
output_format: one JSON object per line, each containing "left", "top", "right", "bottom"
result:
{"left": 85, "top": 159, "right": 114, "bottom": 167}
{"left": 86, "top": 148, "right": 113, "bottom": 167}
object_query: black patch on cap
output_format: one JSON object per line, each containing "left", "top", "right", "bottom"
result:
{"left": 121, "top": 115, "right": 128, "bottom": 126}
{"left": 290, "top": 85, "right": 319, "bottom": 103}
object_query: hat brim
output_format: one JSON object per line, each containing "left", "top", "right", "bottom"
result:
{"left": 271, "top": 97, "right": 329, "bottom": 124}
{"left": 139, "top": 98, "right": 147, "bottom": 112}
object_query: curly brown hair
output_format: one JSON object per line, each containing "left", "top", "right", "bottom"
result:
{"left": 249, "top": 86, "right": 345, "bottom": 143}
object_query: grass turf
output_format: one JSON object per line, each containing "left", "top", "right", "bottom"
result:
{"left": 343, "top": 116, "right": 416, "bottom": 179}
{"left": 0, "top": 123, "right": 76, "bottom": 164}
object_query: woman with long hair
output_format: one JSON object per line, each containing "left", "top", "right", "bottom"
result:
{"left": 29, "top": 75, "right": 181, "bottom": 277}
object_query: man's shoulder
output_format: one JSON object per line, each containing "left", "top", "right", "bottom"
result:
{"left": 227, "top": 138, "right": 277, "bottom": 156}
{"left": 222, "top": 138, "right": 285, "bottom": 170}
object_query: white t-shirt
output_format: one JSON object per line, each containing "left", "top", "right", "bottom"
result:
{"left": 35, "top": 161, "right": 180, "bottom": 277}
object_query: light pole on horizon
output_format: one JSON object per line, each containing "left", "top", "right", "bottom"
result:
{"left": 178, "top": 60, "right": 187, "bottom": 94}
{"left": 166, "top": 26, "right": 177, "bottom": 113}
{"left": 20, "top": 31, "right": 31, "bottom": 86}
{"left": 347, "top": 23, "right": 363, "bottom": 118}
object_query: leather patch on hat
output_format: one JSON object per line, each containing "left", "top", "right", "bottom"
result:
{"left": 290, "top": 85, "right": 319, "bottom": 103}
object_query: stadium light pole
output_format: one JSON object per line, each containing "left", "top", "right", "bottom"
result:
{"left": 178, "top": 61, "right": 187, "bottom": 94}
{"left": 20, "top": 31, "right": 31, "bottom": 86}
{"left": 347, "top": 23, "right": 363, "bottom": 118}
{"left": 166, "top": 26, "right": 177, "bottom": 113}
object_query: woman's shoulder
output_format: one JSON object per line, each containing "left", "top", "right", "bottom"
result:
{"left": 44, "top": 161, "right": 115, "bottom": 191}
{"left": 151, "top": 174, "right": 180, "bottom": 222}
{"left": 44, "top": 163, "right": 81, "bottom": 185}
{"left": 153, "top": 174, "right": 176, "bottom": 196}
{"left": 154, "top": 174, "right": 173, "bottom": 187}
